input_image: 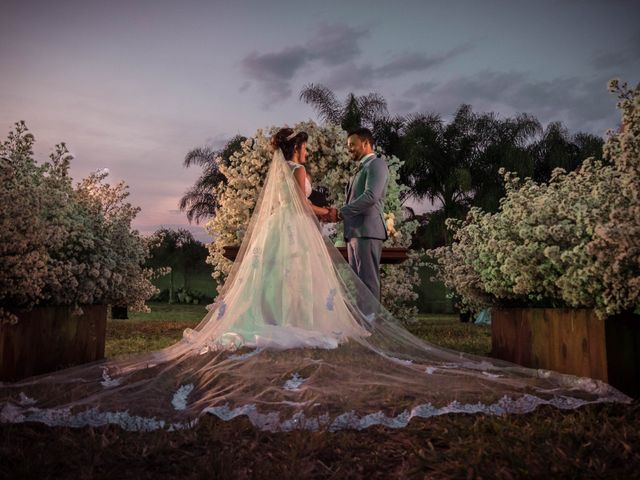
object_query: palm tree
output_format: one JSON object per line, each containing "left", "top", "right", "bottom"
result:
{"left": 399, "top": 105, "right": 543, "bottom": 243}
{"left": 399, "top": 107, "right": 476, "bottom": 208}
{"left": 530, "top": 123, "right": 604, "bottom": 183}
{"left": 397, "top": 107, "right": 478, "bottom": 243}
{"left": 573, "top": 132, "right": 605, "bottom": 163}
{"left": 470, "top": 112, "right": 542, "bottom": 212}
{"left": 299, "top": 83, "right": 388, "bottom": 132}
{"left": 372, "top": 115, "right": 405, "bottom": 158}
{"left": 179, "top": 135, "right": 246, "bottom": 223}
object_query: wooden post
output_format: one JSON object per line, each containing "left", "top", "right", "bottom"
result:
{"left": 0, "top": 304, "right": 107, "bottom": 382}
{"left": 492, "top": 308, "right": 639, "bottom": 397}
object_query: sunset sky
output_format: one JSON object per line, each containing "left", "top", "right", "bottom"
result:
{"left": 2, "top": 0, "right": 638, "bottom": 242}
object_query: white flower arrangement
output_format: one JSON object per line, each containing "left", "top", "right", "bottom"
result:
{"left": 0, "top": 122, "right": 159, "bottom": 324}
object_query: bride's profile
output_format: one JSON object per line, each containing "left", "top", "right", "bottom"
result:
{"left": 271, "top": 128, "right": 333, "bottom": 221}
{"left": 0, "top": 127, "right": 631, "bottom": 432}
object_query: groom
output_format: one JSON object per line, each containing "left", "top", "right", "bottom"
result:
{"left": 329, "top": 127, "right": 389, "bottom": 310}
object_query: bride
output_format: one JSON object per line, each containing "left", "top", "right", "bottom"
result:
{"left": 183, "top": 127, "right": 370, "bottom": 351}
{"left": 0, "top": 127, "right": 630, "bottom": 432}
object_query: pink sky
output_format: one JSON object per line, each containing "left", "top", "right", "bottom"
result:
{"left": 2, "top": 0, "right": 638, "bottom": 243}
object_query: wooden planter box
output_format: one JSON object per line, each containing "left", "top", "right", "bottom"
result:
{"left": 0, "top": 304, "right": 107, "bottom": 382}
{"left": 223, "top": 245, "right": 409, "bottom": 264}
{"left": 492, "top": 308, "right": 640, "bottom": 397}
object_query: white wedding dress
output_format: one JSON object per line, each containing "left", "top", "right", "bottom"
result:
{"left": 182, "top": 157, "right": 368, "bottom": 352}
{"left": 0, "top": 149, "right": 631, "bottom": 432}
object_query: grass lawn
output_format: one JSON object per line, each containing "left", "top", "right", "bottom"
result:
{"left": 107, "top": 304, "right": 490, "bottom": 357}
{"left": 152, "top": 270, "right": 218, "bottom": 299}
{"left": 106, "top": 303, "right": 209, "bottom": 356}
{"left": 2, "top": 303, "right": 638, "bottom": 479}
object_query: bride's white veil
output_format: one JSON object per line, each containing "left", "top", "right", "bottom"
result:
{"left": 0, "top": 149, "right": 630, "bottom": 432}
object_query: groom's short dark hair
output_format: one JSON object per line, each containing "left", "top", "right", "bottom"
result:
{"left": 347, "top": 127, "right": 374, "bottom": 146}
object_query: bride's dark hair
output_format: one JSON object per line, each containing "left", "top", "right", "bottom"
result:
{"left": 270, "top": 128, "right": 309, "bottom": 160}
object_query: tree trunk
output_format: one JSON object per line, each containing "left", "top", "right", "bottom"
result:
{"left": 183, "top": 267, "right": 190, "bottom": 290}
{"left": 169, "top": 270, "right": 175, "bottom": 304}
{"left": 111, "top": 305, "right": 128, "bottom": 319}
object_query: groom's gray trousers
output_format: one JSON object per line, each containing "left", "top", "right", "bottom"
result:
{"left": 347, "top": 237, "right": 383, "bottom": 301}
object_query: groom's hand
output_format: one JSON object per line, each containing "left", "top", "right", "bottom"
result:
{"left": 321, "top": 207, "right": 338, "bottom": 223}
{"left": 327, "top": 207, "right": 340, "bottom": 223}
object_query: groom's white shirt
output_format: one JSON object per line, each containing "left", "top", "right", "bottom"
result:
{"left": 359, "top": 153, "right": 375, "bottom": 166}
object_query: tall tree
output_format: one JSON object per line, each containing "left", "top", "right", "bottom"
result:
{"left": 469, "top": 112, "right": 541, "bottom": 212}
{"left": 399, "top": 106, "right": 543, "bottom": 245}
{"left": 179, "top": 135, "right": 246, "bottom": 223}
{"left": 398, "top": 106, "right": 478, "bottom": 240}
{"left": 529, "top": 122, "right": 603, "bottom": 183}
{"left": 147, "top": 228, "right": 205, "bottom": 302}
{"left": 372, "top": 115, "right": 404, "bottom": 158}
{"left": 299, "top": 84, "right": 388, "bottom": 132}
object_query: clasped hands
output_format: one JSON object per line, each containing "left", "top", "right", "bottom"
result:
{"left": 320, "top": 207, "right": 341, "bottom": 223}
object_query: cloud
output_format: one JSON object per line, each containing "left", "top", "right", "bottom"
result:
{"left": 591, "top": 31, "right": 640, "bottom": 71}
{"left": 322, "top": 63, "right": 375, "bottom": 90}
{"left": 374, "top": 44, "right": 472, "bottom": 79}
{"left": 306, "top": 23, "right": 367, "bottom": 65}
{"left": 241, "top": 24, "right": 469, "bottom": 103}
{"left": 404, "top": 71, "right": 619, "bottom": 134}
{"left": 404, "top": 80, "right": 439, "bottom": 97}
{"left": 390, "top": 98, "right": 418, "bottom": 114}
{"left": 320, "top": 44, "right": 471, "bottom": 92}
{"left": 241, "top": 23, "right": 368, "bottom": 103}
{"left": 242, "top": 46, "right": 308, "bottom": 101}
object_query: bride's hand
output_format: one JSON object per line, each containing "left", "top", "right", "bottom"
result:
{"left": 321, "top": 207, "right": 339, "bottom": 223}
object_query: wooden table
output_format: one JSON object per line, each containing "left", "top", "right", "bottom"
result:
{"left": 222, "top": 246, "right": 409, "bottom": 264}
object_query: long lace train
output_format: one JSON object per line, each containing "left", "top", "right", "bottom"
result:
{"left": 0, "top": 149, "right": 631, "bottom": 432}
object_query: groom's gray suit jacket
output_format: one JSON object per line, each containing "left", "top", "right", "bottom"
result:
{"left": 340, "top": 154, "right": 389, "bottom": 241}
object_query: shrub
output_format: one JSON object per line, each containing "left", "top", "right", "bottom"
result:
{"left": 428, "top": 81, "right": 639, "bottom": 319}
{"left": 0, "top": 122, "right": 158, "bottom": 323}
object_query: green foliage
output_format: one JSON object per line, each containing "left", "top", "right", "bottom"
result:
{"left": 531, "top": 121, "right": 605, "bottom": 183}
{"left": 152, "top": 269, "right": 216, "bottom": 299}
{"left": 147, "top": 227, "right": 210, "bottom": 303}
{"left": 173, "top": 287, "right": 208, "bottom": 305}
{"left": 397, "top": 106, "right": 542, "bottom": 246}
